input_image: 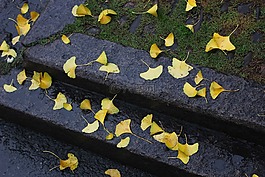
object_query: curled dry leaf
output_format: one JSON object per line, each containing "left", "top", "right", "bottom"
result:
{"left": 61, "top": 35, "right": 70, "bottom": 44}
{"left": 105, "top": 168, "right": 121, "bottom": 177}
{"left": 21, "top": 3, "right": 29, "bottom": 14}
{"left": 63, "top": 56, "right": 77, "bottom": 79}
{"left": 17, "top": 69, "right": 27, "bottom": 85}
{"left": 149, "top": 43, "right": 162, "bottom": 58}
{"left": 72, "top": 4, "right": 92, "bottom": 17}
{"left": 3, "top": 79, "right": 17, "bottom": 93}
{"left": 140, "top": 114, "right": 153, "bottom": 131}
{"left": 117, "top": 136, "right": 130, "bottom": 148}
{"left": 98, "top": 9, "right": 117, "bottom": 24}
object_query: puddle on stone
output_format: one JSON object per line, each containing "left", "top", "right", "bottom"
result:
{"left": 129, "top": 15, "right": 142, "bottom": 33}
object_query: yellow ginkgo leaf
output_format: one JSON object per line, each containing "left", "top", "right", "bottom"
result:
{"left": 105, "top": 168, "right": 121, "bottom": 177}
{"left": 150, "top": 121, "right": 163, "bottom": 136}
{"left": 12, "top": 36, "right": 20, "bottom": 45}
{"left": 1, "top": 49, "right": 17, "bottom": 58}
{"left": 252, "top": 174, "right": 259, "bottom": 177}
{"left": 30, "top": 11, "right": 40, "bottom": 22}
{"left": 186, "top": 0, "right": 197, "bottom": 11}
{"left": 140, "top": 60, "right": 163, "bottom": 80}
{"left": 164, "top": 32, "right": 174, "bottom": 47}
{"left": 59, "top": 153, "right": 78, "bottom": 171}
{"left": 3, "top": 79, "right": 17, "bottom": 93}
{"left": 117, "top": 136, "right": 130, "bottom": 148}
{"left": 99, "top": 63, "right": 120, "bottom": 79}
{"left": 29, "top": 71, "right": 41, "bottom": 90}
{"left": 82, "top": 120, "right": 99, "bottom": 134}
{"left": 185, "top": 25, "right": 194, "bottom": 33}
{"left": 183, "top": 82, "right": 197, "bottom": 97}
{"left": 197, "top": 87, "right": 207, "bottom": 103}
{"left": 80, "top": 99, "right": 92, "bottom": 110}
{"left": 39, "top": 72, "right": 52, "bottom": 89}
{"left": 177, "top": 150, "right": 190, "bottom": 164}
{"left": 72, "top": 4, "right": 92, "bottom": 17}
{"left": 0, "top": 40, "right": 9, "bottom": 51}
{"left": 150, "top": 43, "right": 162, "bottom": 58}
{"left": 194, "top": 70, "right": 203, "bottom": 85}
{"left": 106, "top": 133, "right": 114, "bottom": 140}
{"left": 164, "top": 132, "right": 178, "bottom": 149}
{"left": 53, "top": 92, "right": 67, "bottom": 110}
{"left": 168, "top": 57, "right": 193, "bottom": 79}
{"left": 205, "top": 25, "right": 238, "bottom": 53}
{"left": 63, "top": 103, "right": 72, "bottom": 111}
{"left": 61, "top": 35, "right": 70, "bottom": 44}
{"left": 178, "top": 141, "right": 199, "bottom": 157}
{"left": 95, "top": 51, "right": 108, "bottom": 65}
{"left": 21, "top": 3, "right": 29, "bottom": 14}
{"left": 153, "top": 131, "right": 166, "bottom": 143}
{"left": 101, "top": 95, "right": 119, "bottom": 114}
{"left": 17, "top": 69, "right": 27, "bottom": 85}
{"left": 15, "top": 23, "right": 31, "bottom": 36}
{"left": 98, "top": 9, "right": 117, "bottom": 24}
{"left": 16, "top": 14, "right": 29, "bottom": 27}
{"left": 43, "top": 151, "right": 78, "bottom": 172}
{"left": 210, "top": 81, "right": 238, "bottom": 99}
{"left": 146, "top": 4, "right": 158, "bottom": 17}
{"left": 94, "top": 109, "right": 108, "bottom": 125}
{"left": 63, "top": 56, "right": 77, "bottom": 78}
{"left": 140, "top": 114, "right": 153, "bottom": 131}
{"left": 115, "top": 119, "right": 132, "bottom": 137}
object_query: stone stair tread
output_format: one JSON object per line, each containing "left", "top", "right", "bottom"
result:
{"left": 24, "top": 33, "right": 265, "bottom": 145}
{"left": 0, "top": 69, "right": 264, "bottom": 177}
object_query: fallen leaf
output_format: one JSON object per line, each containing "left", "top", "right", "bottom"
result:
{"left": 59, "top": 153, "right": 78, "bottom": 171}
{"left": 150, "top": 121, "right": 163, "bottom": 136}
{"left": 140, "top": 60, "right": 163, "bottom": 80}
{"left": 94, "top": 109, "right": 108, "bottom": 125}
{"left": 101, "top": 95, "right": 119, "bottom": 114}
{"left": 15, "top": 23, "right": 30, "bottom": 36}
{"left": 164, "top": 132, "right": 178, "bottom": 149}
{"left": 63, "top": 56, "right": 77, "bottom": 79}
{"left": 146, "top": 4, "right": 158, "bottom": 17}
{"left": 17, "top": 69, "right": 27, "bottom": 85}
{"left": 106, "top": 133, "right": 114, "bottom": 140}
{"left": 105, "top": 169, "right": 121, "bottom": 177}
{"left": 95, "top": 51, "right": 108, "bottom": 65}
{"left": 29, "top": 71, "right": 41, "bottom": 90}
{"left": 80, "top": 99, "right": 92, "bottom": 111}
{"left": 115, "top": 119, "right": 132, "bottom": 137}
{"left": 197, "top": 87, "right": 207, "bottom": 102}
{"left": 39, "top": 72, "right": 52, "bottom": 89}
{"left": 210, "top": 81, "right": 238, "bottom": 99}
{"left": 0, "top": 40, "right": 9, "bottom": 51}
{"left": 140, "top": 114, "right": 153, "bottom": 131}
{"left": 30, "top": 11, "right": 40, "bottom": 23}
{"left": 205, "top": 25, "right": 239, "bottom": 53}
{"left": 186, "top": 0, "right": 197, "bottom": 11}
{"left": 177, "top": 150, "right": 190, "bottom": 164}
{"left": 163, "top": 32, "right": 174, "bottom": 47}
{"left": 150, "top": 43, "right": 162, "bottom": 58}
{"left": 21, "top": 3, "right": 29, "bottom": 14}
{"left": 53, "top": 92, "right": 67, "bottom": 110}
{"left": 3, "top": 79, "right": 17, "bottom": 93}
{"left": 63, "top": 103, "right": 72, "bottom": 111}
{"left": 194, "top": 70, "right": 203, "bottom": 85}
{"left": 252, "top": 174, "right": 259, "bottom": 177}
{"left": 61, "top": 35, "right": 70, "bottom": 44}
{"left": 177, "top": 135, "right": 199, "bottom": 164}
{"left": 185, "top": 25, "right": 195, "bottom": 33}
{"left": 183, "top": 82, "right": 197, "bottom": 97}
{"left": 0, "top": 40, "right": 17, "bottom": 58}
{"left": 98, "top": 9, "right": 117, "bottom": 24}
{"left": 99, "top": 63, "right": 120, "bottom": 79}
{"left": 117, "top": 137, "right": 130, "bottom": 148}
{"left": 12, "top": 36, "right": 20, "bottom": 45}
{"left": 168, "top": 57, "right": 193, "bottom": 79}
{"left": 72, "top": 4, "right": 92, "bottom": 17}
{"left": 82, "top": 120, "right": 99, "bottom": 133}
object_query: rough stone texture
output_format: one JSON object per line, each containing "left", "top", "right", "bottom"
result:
{"left": 24, "top": 33, "right": 265, "bottom": 145}
{"left": 0, "top": 69, "right": 264, "bottom": 177}
{"left": 22, "top": 0, "right": 85, "bottom": 45}
{"left": 0, "top": 119, "right": 155, "bottom": 177}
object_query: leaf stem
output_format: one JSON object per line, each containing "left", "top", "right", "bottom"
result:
{"left": 104, "top": 73, "right": 109, "bottom": 80}
{"left": 131, "top": 11, "right": 146, "bottom": 15}
{"left": 45, "top": 89, "right": 54, "bottom": 101}
{"left": 81, "top": 115, "right": 90, "bottom": 124}
{"left": 77, "top": 60, "right": 95, "bottom": 67}
{"left": 223, "top": 89, "right": 239, "bottom": 92}
{"left": 141, "top": 59, "right": 150, "bottom": 68}
{"left": 184, "top": 51, "right": 190, "bottom": 61}
{"left": 10, "top": 79, "right": 14, "bottom": 85}
{"left": 111, "top": 94, "right": 117, "bottom": 101}
{"left": 8, "top": 18, "right": 17, "bottom": 25}
{"left": 49, "top": 165, "right": 60, "bottom": 171}
{"left": 229, "top": 24, "right": 239, "bottom": 36}
{"left": 43, "top": 150, "right": 61, "bottom": 160}
{"left": 131, "top": 132, "right": 152, "bottom": 144}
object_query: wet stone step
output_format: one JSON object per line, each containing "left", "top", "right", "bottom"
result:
{"left": 23, "top": 33, "right": 265, "bottom": 146}
{"left": 0, "top": 69, "right": 264, "bottom": 177}
{"left": 0, "top": 118, "right": 155, "bottom": 177}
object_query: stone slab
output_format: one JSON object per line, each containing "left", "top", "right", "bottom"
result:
{"left": 0, "top": 69, "right": 264, "bottom": 176}
{"left": 24, "top": 33, "right": 265, "bottom": 145}
{"left": 22, "top": 0, "right": 85, "bottom": 45}
{"left": 0, "top": 118, "right": 155, "bottom": 177}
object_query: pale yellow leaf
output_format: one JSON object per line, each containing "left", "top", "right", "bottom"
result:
{"left": 82, "top": 120, "right": 99, "bottom": 134}
{"left": 12, "top": 36, "right": 20, "bottom": 45}
{"left": 205, "top": 33, "right": 235, "bottom": 52}
{"left": 140, "top": 114, "right": 153, "bottom": 131}
{"left": 99, "top": 63, "right": 120, "bottom": 75}
{"left": 0, "top": 40, "right": 9, "bottom": 51}
{"left": 117, "top": 136, "right": 130, "bottom": 148}
{"left": 105, "top": 169, "right": 121, "bottom": 177}
{"left": 101, "top": 95, "right": 119, "bottom": 114}
{"left": 1, "top": 49, "right": 17, "bottom": 58}
{"left": 3, "top": 80, "right": 17, "bottom": 93}
{"left": 63, "top": 56, "right": 77, "bottom": 79}
{"left": 53, "top": 92, "right": 67, "bottom": 110}
{"left": 177, "top": 150, "right": 189, "bottom": 164}
{"left": 115, "top": 119, "right": 132, "bottom": 137}
{"left": 183, "top": 82, "right": 197, "bottom": 97}
{"left": 17, "top": 69, "right": 27, "bottom": 85}
{"left": 149, "top": 43, "right": 162, "bottom": 58}
{"left": 140, "top": 65, "right": 163, "bottom": 80}
{"left": 98, "top": 9, "right": 117, "bottom": 24}
{"left": 39, "top": 72, "right": 52, "bottom": 89}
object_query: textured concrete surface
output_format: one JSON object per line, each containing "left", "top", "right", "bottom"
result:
{"left": 0, "top": 118, "right": 155, "bottom": 177}
{"left": 22, "top": 0, "right": 85, "bottom": 45}
{"left": 0, "top": 69, "right": 264, "bottom": 177}
{"left": 24, "top": 33, "right": 265, "bottom": 145}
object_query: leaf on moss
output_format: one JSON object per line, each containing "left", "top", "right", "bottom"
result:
{"left": 72, "top": 4, "right": 92, "bottom": 17}
{"left": 186, "top": 0, "right": 197, "bottom": 11}
{"left": 149, "top": 43, "right": 162, "bottom": 58}
{"left": 163, "top": 32, "right": 174, "bottom": 47}
{"left": 146, "top": 4, "right": 158, "bottom": 17}
{"left": 98, "top": 9, "right": 117, "bottom": 24}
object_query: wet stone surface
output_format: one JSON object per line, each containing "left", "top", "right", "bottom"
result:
{"left": 0, "top": 69, "right": 264, "bottom": 176}
{"left": 0, "top": 118, "right": 155, "bottom": 177}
